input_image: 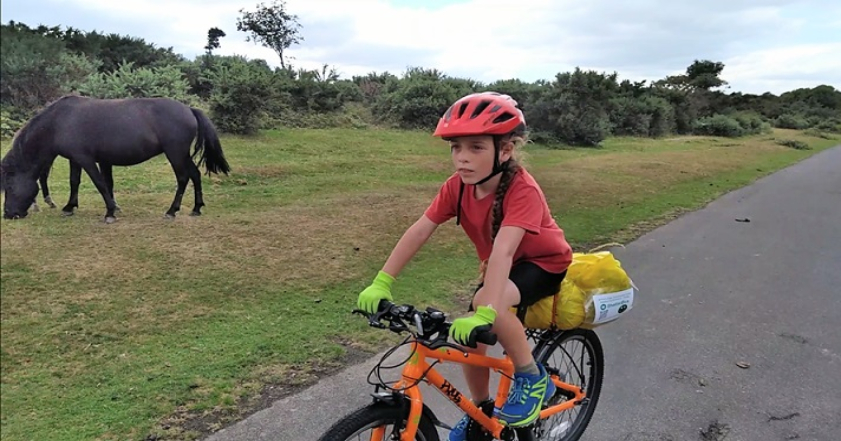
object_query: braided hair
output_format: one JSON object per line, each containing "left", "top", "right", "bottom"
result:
{"left": 477, "top": 132, "right": 527, "bottom": 279}
{"left": 489, "top": 131, "right": 527, "bottom": 241}
{"left": 490, "top": 158, "right": 521, "bottom": 241}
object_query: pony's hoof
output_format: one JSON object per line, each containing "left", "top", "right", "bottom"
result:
{"left": 30, "top": 202, "right": 40, "bottom": 213}
{"left": 45, "top": 196, "right": 57, "bottom": 208}
{"left": 61, "top": 210, "right": 75, "bottom": 217}
{"left": 114, "top": 205, "right": 122, "bottom": 214}
{"left": 164, "top": 213, "right": 176, "bottom": 220}
{"left": 190, "top": 211, "right": 201, "bottom": 217}
{"left": 104, "top": 216, "right": 117, "bottom": 224}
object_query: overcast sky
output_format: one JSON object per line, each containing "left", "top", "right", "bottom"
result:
{"left": 2, "top": 0, "right": 840, "bottom": 95}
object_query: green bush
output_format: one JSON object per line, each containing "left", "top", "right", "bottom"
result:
{"left": 774, "top": 113, "right": 810, "bottom": 130}
{"left": 814, "top": 118, "right": 841, "bottom": 133}
{"left": 371, "top": 67, "right": 478, "bottom": 130}
{"left": 0, "top": 107, "right": 27, "bottom": 139}
{"left": 77, "top": 61, "right": 191, "bottom": 103}
{"left": 1, "top": 26, "right": 100, "bottom": 111}
{"left": 528, "top": 69, "right": 617, "bottom": 146}
{"left": 530, "top": 92, "right": 611, "bottom": 146}
{"left": 609, "top": 95, "right": 676, "bottom": 137}
{"left": 802, "top": 128, "right": 836, "bottom": 139}
{"left": 482, "top": 79, "right": 543, "bottom": 113}
{"left": 281, "top": 65, "right": 364, "bottom": 114}
{"left": 731, "top": 111, "right": 772, "bottom": 135}
{"left": 692, "top": 114, "right": 745, "bottom": 137}
{"left": 207, "top": 59, "right": 276, "bottom": 135}
{"left": 775, "top": 139, "right": 810, "bottom": 150}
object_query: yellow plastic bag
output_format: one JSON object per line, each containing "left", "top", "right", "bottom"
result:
{"left": 516, "top": 249, "right": 636, "bottom": 330}
{"left": 520, "top": 278, "right": 586, "bottom": 330}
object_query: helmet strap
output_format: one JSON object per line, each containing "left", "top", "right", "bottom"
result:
{"left": 475, "top": 135, "right": 506, "bottom": 185}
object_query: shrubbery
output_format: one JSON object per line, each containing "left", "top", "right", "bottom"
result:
{"left": 693, "top": 115, "right": 746, "bottom": 137}
{"left": 78, "top": 62, "right": 192, "bottom": 103}
{"left": 774, "top": 113, "right": 810, "bottom": 130}
{"left": 2, "top": 21, "right": 840, "bottom": 144}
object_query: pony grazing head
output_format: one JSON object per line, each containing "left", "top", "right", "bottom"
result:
{"left": 1, "top": 155, "right": 38, "bottom": 219}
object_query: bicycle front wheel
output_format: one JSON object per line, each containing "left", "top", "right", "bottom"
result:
{"left": 533, "top": 328, "right": 604, "bottom": 441}
{"left": 317, "top": 402, "right": 440, "bottom": 441}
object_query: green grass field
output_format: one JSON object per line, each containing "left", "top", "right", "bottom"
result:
{"left": 0, "top": 127, "right": 837, "bottom": 440}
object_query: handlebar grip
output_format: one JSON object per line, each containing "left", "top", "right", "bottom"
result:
{"left": 475, "top": 330, "right": 498, "bottom": 346}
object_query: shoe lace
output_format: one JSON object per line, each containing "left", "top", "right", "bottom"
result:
{"left": 506, "top": 376, "right": 531, "bottom": 405}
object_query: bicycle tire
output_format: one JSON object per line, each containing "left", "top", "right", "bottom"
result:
{"left": 316, "top": 401, "right": 441, "bottom": 441}
{"left": 532, "top": 328, "right": 604, "bottom": 441}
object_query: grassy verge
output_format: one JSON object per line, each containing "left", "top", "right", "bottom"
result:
{"left": 0, "top": 128, "right": 837, "bottom": 440}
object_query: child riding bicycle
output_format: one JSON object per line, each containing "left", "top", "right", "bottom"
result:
{"left": 356, "top": 92, "right": 574, "bottom": 440}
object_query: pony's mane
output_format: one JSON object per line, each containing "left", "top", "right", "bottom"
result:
{"left": 6, "top": 95, "right": 73, "bottom": 167}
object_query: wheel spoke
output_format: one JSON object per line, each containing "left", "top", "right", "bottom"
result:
{"left": 533, "top": 329, "right": 604, "bottom": 441}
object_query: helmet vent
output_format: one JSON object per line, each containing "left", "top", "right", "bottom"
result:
{"left": 443, "top": 105, "right": 454, "bottom": 122}
{"left": 492, "top": 112, "right": 515, "bottom": 124}
{"left": 457, "top": 102, "right": 469, "bottom": 118}
{"left": 471, "top": 100, "right": 492, "bottom": 119}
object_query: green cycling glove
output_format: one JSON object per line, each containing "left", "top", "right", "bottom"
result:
{"left": 449, "top": 305, "right": 497, "bottom": 347}
{"left": 357, "top": 270, "right": 395, "bottom": 314}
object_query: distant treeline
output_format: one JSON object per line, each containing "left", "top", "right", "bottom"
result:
{"left": 2, "top": 21, "right": 839, "bottom": 145}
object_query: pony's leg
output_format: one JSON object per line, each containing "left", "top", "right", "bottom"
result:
{"left": 39, "top": 164, "right": 56, "bottom": 208}
{"left": 31, "top": 163, "right": 51, "bottom": 212}
{"left": 61, "top": 161, "right": 83, "bottom": 216}
{"left": 186, "top": 160, "right": 204, "bottom": 216}
{"left": 76, "top": 159, "right": 119, "bottom": 223}
{"left": 101, "top": 163, "right": 121, "bottom": 213}
{"left": 164, "top": 154, "right": 190, "bottom": 219}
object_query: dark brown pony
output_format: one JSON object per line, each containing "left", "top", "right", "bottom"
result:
{"left": 1, "top": 95, "right": 231, "bottom": 223}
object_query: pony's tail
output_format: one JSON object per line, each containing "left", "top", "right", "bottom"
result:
{"left": 190, "top": 108, "right": 231, "bottom": 175}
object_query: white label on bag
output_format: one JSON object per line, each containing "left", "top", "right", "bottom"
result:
{"left": 592, "top": 288, "right": 635, "bottom": 324}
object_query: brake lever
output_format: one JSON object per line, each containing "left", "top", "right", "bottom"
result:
{"left": 427, "top": 338, "right": 468, "bottom": 352}
{"left": 351, "top": 308, "right": 387, "bottom": 329}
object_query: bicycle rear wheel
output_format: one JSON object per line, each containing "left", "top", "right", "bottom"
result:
{"left": 532, "top": 328, "right": 604, "bottom": 441}
{"left": 317, "top": 402, "right": 440, "bottom": 441}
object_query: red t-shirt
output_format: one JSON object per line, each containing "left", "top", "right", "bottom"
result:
{"left": 424, "top": 169, "right": 573, "bottom": 274}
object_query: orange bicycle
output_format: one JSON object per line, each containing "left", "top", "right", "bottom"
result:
{"left": 317, "top": 300, "right": 604, "bottom": 441}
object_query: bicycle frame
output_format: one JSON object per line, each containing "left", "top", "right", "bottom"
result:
{"left": 385, "top": 338, "right": 588, "bottom": 441}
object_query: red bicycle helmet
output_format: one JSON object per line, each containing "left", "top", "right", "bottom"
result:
{"left": 434, "top": 92, "right": 527, "bottom": 227}
{"left": 433, "top": 92, "right": 526, "bottom": 138}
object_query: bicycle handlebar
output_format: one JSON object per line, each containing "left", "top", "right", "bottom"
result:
{"left": 352, "top": 300, "right": 498, "bottom": 349}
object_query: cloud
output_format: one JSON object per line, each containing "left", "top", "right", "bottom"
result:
{"left": 724, "top": 42, "right": 841, "bottom": 94}
{"left": 5, "top": 0, "right": 841, "bottom": 94}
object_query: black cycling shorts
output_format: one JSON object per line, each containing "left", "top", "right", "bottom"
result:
{"left": 469, "top": 261, "right": 567, "bottom": 316}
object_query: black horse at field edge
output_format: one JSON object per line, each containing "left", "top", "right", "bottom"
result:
{"left": 0, "top": 95, "right": 231, "bottom": 222}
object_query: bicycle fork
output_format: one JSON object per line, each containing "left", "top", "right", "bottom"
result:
{"left": 387, "top": 343, "right": 521, "bottom": 441}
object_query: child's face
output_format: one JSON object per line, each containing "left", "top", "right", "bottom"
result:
{"left": 449, "top": 135, "right": 510, "bottom": 184}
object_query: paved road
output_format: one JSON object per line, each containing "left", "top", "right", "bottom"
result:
{"left": 205, "top": 146, "right": 841, "bottom": 441}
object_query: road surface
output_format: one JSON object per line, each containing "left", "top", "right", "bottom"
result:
{"left": 205, "top": 146, "right": 841, "bottom": 441}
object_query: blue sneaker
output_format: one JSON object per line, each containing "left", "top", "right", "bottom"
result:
{"left": 498, "top": 363, "right": 556, "bottom": 427}
{"left": 448, "top": 414, "right": 470, "bottom": 441}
